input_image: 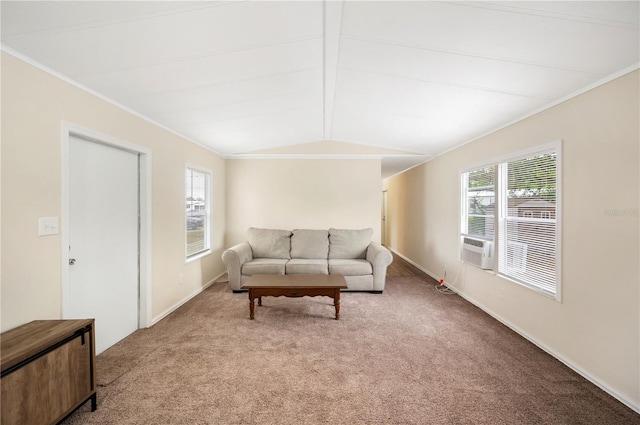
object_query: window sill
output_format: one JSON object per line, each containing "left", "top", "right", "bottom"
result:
{"left": 497, "top": 272, "right": 560, "bottom": 302}
{"left": 186, "top": 249, "right": 211, "bottom": 264}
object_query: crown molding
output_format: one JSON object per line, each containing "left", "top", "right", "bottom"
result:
{"left": 433, "top": 62, "right": 640, "bottom": 161}
{"left": 1, "top": 44, "right": 224, "bottom": 158}
{"left": 4, "top": 44, "right": 636, "bottom": 170}
{"left": 224, "top": 154, "right": 384, "bottom": 160}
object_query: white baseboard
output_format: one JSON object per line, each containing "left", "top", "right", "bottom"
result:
{"left": 150, "top": 272, "right": 224, "bottom": 326}
{"left": 393, "top": 250, "right": 443, "bottom": 283}
{"left": 390, "top": 249, "right": 640, "bottom": 414}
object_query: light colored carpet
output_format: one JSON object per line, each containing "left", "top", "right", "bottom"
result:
{"left": 63, "top": 270, "right": 639, "bottom": 424}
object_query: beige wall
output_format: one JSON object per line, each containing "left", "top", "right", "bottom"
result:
{"left": 3, "top": 44, "right": 637, "bottom": 410}
{"left": 384, "top": 71, "right": 640, "bottom": 410}
{"left": 225, "top": 158, "right": 382, "bottom": 246}
{"left": 1, "top": 52, "right": 227, "bottom": 330}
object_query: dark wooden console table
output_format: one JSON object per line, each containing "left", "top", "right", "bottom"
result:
{"left": 1, "top": 319, "right": 97, "bottom": 425}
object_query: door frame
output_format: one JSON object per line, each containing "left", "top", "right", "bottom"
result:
{"left": 382, "top": 190, "right": 388, "bottom": 246}
{"left": 61, "top": 122, "right": 152, "bottom": 328}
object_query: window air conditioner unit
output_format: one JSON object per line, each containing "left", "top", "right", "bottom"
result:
{"left": 462, "top": 237, "right": 493, "bottom": 269}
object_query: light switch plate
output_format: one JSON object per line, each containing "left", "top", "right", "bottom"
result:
{"left": 38, "top": 217, "right": 59, "bottom": 236}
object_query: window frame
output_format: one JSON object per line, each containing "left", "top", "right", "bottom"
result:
{"left": 185, "top": 163, "right": 212, "bottom": 262}
{"left": 460, "top": 164, "right": 496, "bottom": 241}
{"left": 460, "top": 141, "right": 562, "bottom": 301}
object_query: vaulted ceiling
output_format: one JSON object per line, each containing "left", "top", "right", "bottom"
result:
{"left": 2, "top": 1, "right": 639, "bottom": 177}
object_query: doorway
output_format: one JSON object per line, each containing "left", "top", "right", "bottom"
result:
{"left": 62, "top": 125, "right": 151, "bottom": 354}
{"left": 382, "top": 190, "right": 388, "bottom": 246}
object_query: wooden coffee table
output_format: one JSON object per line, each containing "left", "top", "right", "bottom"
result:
{"left": 241, "top": 274, "right": 348, "bottom": 320}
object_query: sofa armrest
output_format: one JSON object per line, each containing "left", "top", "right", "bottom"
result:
{"left": 222, "top": 242, "right": 253, "bottom": 291}
{"left": 366, "top": 242, "right": 393, "bottom": 291}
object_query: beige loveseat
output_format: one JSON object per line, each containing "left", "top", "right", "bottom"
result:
{"left": 222, "top": 228, "right": 393, "bottom": 293}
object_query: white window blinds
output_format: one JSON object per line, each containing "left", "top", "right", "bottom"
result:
{"left": 464, "top": 166, "right": 495, "bottom": 240}
{"left": 461, "top": 143, "right": 561, "bottom": 300}
{"left": 498, "top": 151, "right": 559, "bottom": 297}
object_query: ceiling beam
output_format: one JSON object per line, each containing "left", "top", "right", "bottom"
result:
{"left": 323, "top": 0, "right": 343, "bottom": 139}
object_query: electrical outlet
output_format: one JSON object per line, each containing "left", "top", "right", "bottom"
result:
{"left": 443, "top": 265, "right": 447, "bottom": 278}
{"left": 498, "top": 287, "right": 504, "bottom": 298}
{"left": 179, "top": 274, "right": 184, "bottom": 286}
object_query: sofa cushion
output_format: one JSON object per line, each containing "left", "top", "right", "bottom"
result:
{"left": 291, "top": 229, "right": 329, "bottom": 259}
{"left": 242, "top": 258, "right": 288, "bottom": 276}
{"left": 286, "top": 259, "right": 328, "bottom": 275}
{"left": 328, "top": 228, "right": 373, "bottom": 259}
{"left": 247, "top": 228, "right": 292, "bottom": 259}
{"left": 329, "top": 259, "right": 373, "bottom": 276}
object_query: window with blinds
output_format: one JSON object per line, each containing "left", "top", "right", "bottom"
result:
{"left": 462, "top": 166, "right": 495, "bottom": 240}
{"left": 461, "top": 143, "right": 561, "bottom": 301}
{"left": 498, "top": 150, "right": 559, "bottom": 298}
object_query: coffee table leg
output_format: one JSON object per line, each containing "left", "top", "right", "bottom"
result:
{"left": 249, "top": 289, "right": 255, "bottom": 320}
{"left": 334, "top": 289, "right": 341, "bottom": 320}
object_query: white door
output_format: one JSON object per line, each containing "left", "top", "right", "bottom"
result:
{"left": 68, "top": 135, "right": 139, "bottom": 354}
{"left": 382, "top": 191, "right": 388, "bottom": 246}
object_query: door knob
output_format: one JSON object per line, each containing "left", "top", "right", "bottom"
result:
{"left": 69, "top": 258, "right": 77, "bottom": 265}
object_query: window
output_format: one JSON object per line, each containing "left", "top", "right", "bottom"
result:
{"left": 461, "top": 166, "right": 495, "bottom": 240}
{"left": 185, "top": 165, "right": 211, "bottom": 260}
{"left": 461, "top": 143, "right": 561, "bottom": 300}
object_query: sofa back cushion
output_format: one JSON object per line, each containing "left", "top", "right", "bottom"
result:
{"left": 328, "top": 228, "right": 373, "bottom": 259}
{"left": 291, "top": 229, "right": 329, "bottom": 259}
{"left": 247, "top": 228, "right": 292, "bottom": 259}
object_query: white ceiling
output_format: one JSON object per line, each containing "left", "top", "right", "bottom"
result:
{"left": 2, "top": 1, "right": 639, "bottom": 178}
